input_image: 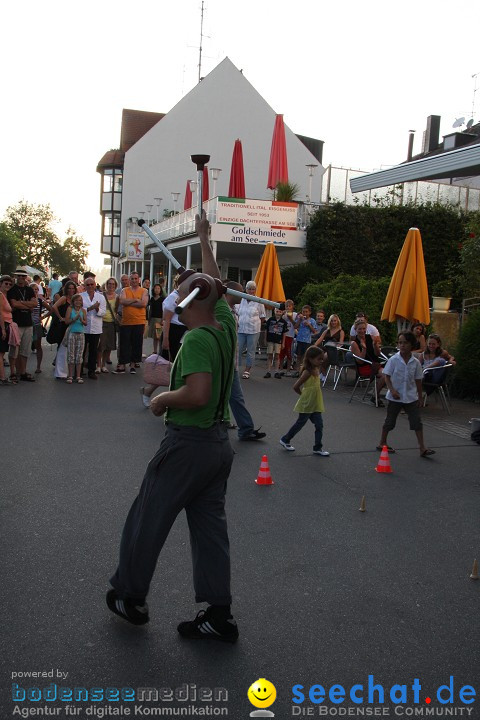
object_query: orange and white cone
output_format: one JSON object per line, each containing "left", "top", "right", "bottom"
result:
{"left": 255, "top": 454, "right": 274, "bottom": 485}
{"left": 375, "top": 445, "right": 393, "bottom": 473}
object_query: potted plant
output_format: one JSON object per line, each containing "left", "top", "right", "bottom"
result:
{"left": 432, "top": 279, "right": 453, "bottom": 312}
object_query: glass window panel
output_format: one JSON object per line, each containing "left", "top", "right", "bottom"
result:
{"left": 104, "top": 213, "right": 113, "bottom": 236}
{"left": 113, "top": 171, "right": 123, "bottom": 192}
{"left": 103, "top": 172, "right": 113, "bottom": 192}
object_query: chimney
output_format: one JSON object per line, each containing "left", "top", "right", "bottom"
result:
{"left": 407, "top": 130, "right": 415, "bottom": 161}
{"left": 421, "top": 115, "right": 441, "bottom": 154}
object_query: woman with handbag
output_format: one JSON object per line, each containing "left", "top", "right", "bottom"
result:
{"left": 30, "top": 282, "right": 54, "bottom": 374}
{"left": 50, "top": 280, "right": 77, "bottom": 379}
{"left": 96, "top": 278, "right": 119, "bottom": 373}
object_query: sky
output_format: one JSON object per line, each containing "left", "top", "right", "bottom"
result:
{"left": 1, "top": 0, "right": 479, "bottom": 272}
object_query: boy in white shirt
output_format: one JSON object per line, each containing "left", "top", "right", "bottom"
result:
{"left": 377, "top": 331, "right": 435, "bottom": 457}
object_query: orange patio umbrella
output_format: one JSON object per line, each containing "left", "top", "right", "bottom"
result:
{"left": 381, "top": 227, "right": 430, "bottom": 327}
{"left": 254, "top": 242, "right": 286, "bottom": 303}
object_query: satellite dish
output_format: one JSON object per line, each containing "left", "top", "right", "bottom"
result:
{"left": 452, "top": 117, "right": 465, "bottom": 128}
{"left": 466, "top": 118, "right": 474, "bottom": 129}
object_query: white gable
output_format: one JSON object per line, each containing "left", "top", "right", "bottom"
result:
{"left": 122, "top": 57, "right": 323, "bottom": 223}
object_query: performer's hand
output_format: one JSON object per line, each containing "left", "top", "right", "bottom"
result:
{"left": 151, "top": 395, "right": 168, "bottom": 416}
{"left": 195, "top": 210, "right": 210, "bottom": 240}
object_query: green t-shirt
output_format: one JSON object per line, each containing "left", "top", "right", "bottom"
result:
{"left": 165, "top": 299, "right": 236, "bottom": 429}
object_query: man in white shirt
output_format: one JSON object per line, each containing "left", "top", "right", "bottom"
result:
{"left": 81, "top": 279, "right": 106, "bottom": 379}
{"left": 377, "top": 331, "right": 435, "bottom": 457}
{"left": 349, "top": 312, "right": 381, "bottom": 344}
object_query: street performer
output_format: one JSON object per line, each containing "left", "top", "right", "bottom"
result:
{"left": 107, "top": 211, "right": 239, "bottom": 643}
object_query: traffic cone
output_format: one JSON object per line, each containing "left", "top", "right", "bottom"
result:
{"left": 470, "top": 559, "right": 479, "bottom": 580}
{"left": 255, "top": 454, "right": 274, "bottom": 485}
{"left": 375, "top": 445, "right": 393, "bottom": 473}
{"left": 359, "top": 495, "right": 366, "bottom": 512}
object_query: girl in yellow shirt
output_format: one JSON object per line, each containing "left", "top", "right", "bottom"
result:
{"left": 280, "top": 346, "right": 329, "bottom": 456}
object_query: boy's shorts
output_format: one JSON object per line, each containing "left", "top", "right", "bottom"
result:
{"left": 267, "top": 342, "right": 281, "bottom": 355}
{"left": 383, "top": 400, "right": 422, "bottom": 432}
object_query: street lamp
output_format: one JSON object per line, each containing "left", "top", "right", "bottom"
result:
{"left": 154, "top": 197, "right": 162, "bottom": 223}
{"left": 189, "top": 180, "right": 197, "bottom": 208}
{"left": 210, "top": 167, "right": 222, "bottom": 198}
{"left": 306, "top": 164, "right": 318, "bottom": 203}
{"left": 171, "top": 192, "right": 180, "bottom": 215}
{"left": 138, "top": 211, "right": 145, "bottom": 221}
{"left": 145, "top": 204, "right": 153, "bottom": 226}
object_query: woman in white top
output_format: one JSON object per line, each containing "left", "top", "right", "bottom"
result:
{"left": 237, "top": 280, "right": 266, "bottom": 379}
{"left": 161, "top": 276, "right": 186, "bottom": 362}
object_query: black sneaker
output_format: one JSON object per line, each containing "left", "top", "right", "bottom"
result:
{"left": 106, "top": 589, "right": 149, "bottom": 625}
{"left": 177, "top": 606, "right": 239, "bottom": 643}
{"left": 239, "top": 428, "right": 267, "bottom": 441}
{"left": 263, "top": 372, "right": 271, "bottom": 378}
{"left": 274, "top": 372, "right": 282, "bottom": 379}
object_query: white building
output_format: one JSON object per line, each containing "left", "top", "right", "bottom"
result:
{"left": 97, "top": 57, "right": 325, "bottom": 287}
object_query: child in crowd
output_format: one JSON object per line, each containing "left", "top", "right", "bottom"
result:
{"left": 264, "top": 308, "right": 288, "bottom": 378}
{"left": 280, "top": 345, "right": 329, "bottom": 456}
{"left": 279, "top": 299, "right": 297, "bottom": 373}
{"left": 378, "top": 331, "right": 435, "bottom": 457}
{"left": 293, "top": 305, "right": 317, "bottom": 376}
{"left": 64, "top": 294, "right": 87, "bottom": 384}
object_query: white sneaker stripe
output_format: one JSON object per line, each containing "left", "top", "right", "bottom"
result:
{"left": 200, "top": 621, "right": 221, "bottom": 636}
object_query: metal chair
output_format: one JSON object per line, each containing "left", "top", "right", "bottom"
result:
{"left": 348, "top": 354, "right": 386, "bottom": 406}
{"left": 322, "top": 343, "right": 355, "bottom": 389}
{"left": 422, "top": 363, "right": 453, "bottom": 414}
{"left": 380, "top": 345, "right": 397, "bottom": 361}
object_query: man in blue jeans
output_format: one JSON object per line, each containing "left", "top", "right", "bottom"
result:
{"left": 225, "top": 281, "right": 266, "bottom": 442}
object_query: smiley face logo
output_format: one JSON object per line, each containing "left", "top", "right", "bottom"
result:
{"left": 247, "top": 678, "right": 277, "bottom": 708}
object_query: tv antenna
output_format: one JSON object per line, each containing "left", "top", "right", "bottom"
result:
{"left": 471, "top": 71, "right": 479, "bottom": 124}
{"left": 198, "top": 0, "right": 205, "bottom": 83}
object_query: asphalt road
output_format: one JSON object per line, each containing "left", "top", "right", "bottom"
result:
{"left": 2, "top": 344, "right": 479, "bottom": 719}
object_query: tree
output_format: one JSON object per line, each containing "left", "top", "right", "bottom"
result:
{"left": 62, "top": 227, "right": 88, "bottom": 273}
{"left": 4, "top": 200, "right": 60, "bottom": 269}
{"left": 0, "top": 222, "right": 26, "bottom": 273}
{"left": 3, "top": 201, "right": 88, "bottom": 275}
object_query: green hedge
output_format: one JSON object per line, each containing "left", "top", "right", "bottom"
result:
{"left": 306, "top": 202, "right": 464, "bottom": 301}
{"left": 295, "top": 274, "right": 398, "bottom": 345}
{"left": 453, "top": 310, "right": 480, "bottom": 401}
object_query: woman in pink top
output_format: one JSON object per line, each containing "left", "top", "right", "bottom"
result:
{"left": 0, "top": 275, "right": 14, "bottom": 384}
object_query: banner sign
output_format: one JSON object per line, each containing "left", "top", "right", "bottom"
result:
{"left": 210, "top": 223, "right": 306, "bottom": 248}
{"left": 217, "top": 197, "right": 298, "bottom": 230}
{"left": 126, "top": 232, "right": 145, "bottom": 261}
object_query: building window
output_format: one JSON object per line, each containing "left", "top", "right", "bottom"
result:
{"left": 103, "top": 169, "right": 113, "bottom": 192}
{"left": 103, "top": 168, "right": 122, "bottom": 193}
{"left": 113, "top": 171, "right": 123, "bottom": 192}
{"left": 104, "top": 212, "right": 121, "bottom": 237}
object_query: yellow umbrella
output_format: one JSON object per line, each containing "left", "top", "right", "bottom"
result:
{"left": 381, "top": 227, "right": 430, "bottom": 326}
{"left": 254, "top": 242, "right": 286, "bottom": 303}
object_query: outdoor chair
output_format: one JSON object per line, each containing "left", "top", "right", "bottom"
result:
{"left": 348, "top": 354, "right": 386, "bottom": 407}
{"left": 322, "top": 343, "right": 356, "bottom": 389}
{"left": 422, "top": 363, "right": 453, "bottom": 414}
{"left": 380, "top": 345, "right": 397, "bottom": 361}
